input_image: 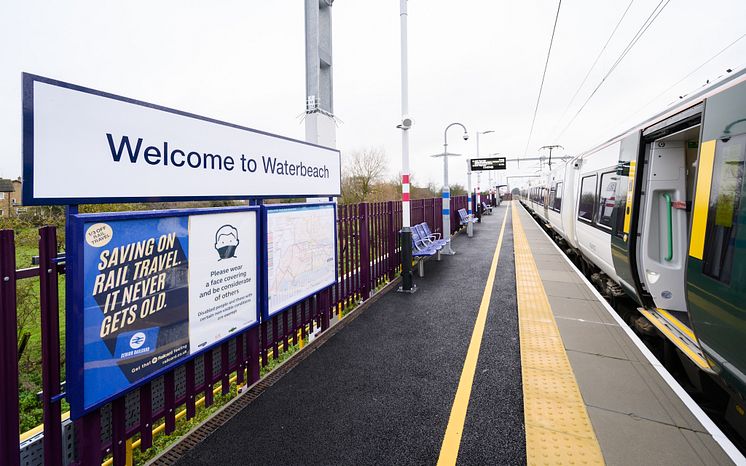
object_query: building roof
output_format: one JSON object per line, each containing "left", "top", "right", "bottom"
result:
{"left": 0, "top": 178, "right": 14, "bottom": 192}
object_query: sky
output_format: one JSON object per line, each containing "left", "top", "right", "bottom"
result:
{"left": 2, "top": 0, "right": 746, "bottom": 192}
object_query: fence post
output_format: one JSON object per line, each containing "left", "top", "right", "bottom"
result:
{"left": 247, "top": 326, "right": 260, "bottom": 384}
{"left": 0, "top": 230, "right": 20, "bottom": 466}
{"left": 73, "top": 411, "right": 101, "bottom": 466}
{"left": 358, "top": 203, "right": 371, "bottom": 300}
{"left": 319, "top": 288, "right": 331, "bottom": 331}
{"left": 387, "top": 201, "right": 396, "bottom": 280}
{"left": 39, "top": 226, "right": 63, "bottom": 466}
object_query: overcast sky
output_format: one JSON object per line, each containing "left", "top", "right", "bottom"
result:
{"left": 2, "top": 0, "right": 745, "bottom": 191}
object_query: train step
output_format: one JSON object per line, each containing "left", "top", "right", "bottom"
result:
{"left": 638, "top": 307, "right": 714, "bottom": 374}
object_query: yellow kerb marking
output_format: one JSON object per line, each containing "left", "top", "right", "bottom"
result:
{"left": 437, "top": 205, "right": 510, "bottom": 466}
{"left": 656, "top": 308, "right": 696, "bottom": 340}
{"left": 639, "top": 308, "right": 710, "bottom": 371}
{"left": 689, "top": 139, "right": 716, "bottom": 259}
{"left": 513, "top": 203, "right": 605, "bottom": 465}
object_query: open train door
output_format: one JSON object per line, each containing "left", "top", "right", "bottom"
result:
{"left": 610, "top": 132, "right": 645, "bottom": 303}
{"left": 686, "top": 81, "right": 746, "bottom": 397}
{"left": 637, "top": 106, "right": 702, "bottom": 316}
{"left": 632, "top": 105, "right": 714, "bottom": 371}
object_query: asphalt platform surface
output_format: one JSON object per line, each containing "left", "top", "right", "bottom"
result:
{"left": 175, "top": 204, "right": 525, "bottom": 465}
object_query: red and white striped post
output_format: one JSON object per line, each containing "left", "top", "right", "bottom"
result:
{"left": 398, "top": 0, "right": 414, "bottom": 292}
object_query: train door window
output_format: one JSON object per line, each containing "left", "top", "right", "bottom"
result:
{"left": 597, "top": 171, "right": 617, "bottom": 229}
{"left": 549, "top": 183, "right": 557, "bottom": 211}
{"left": 578, "top": 174, "right": 597, "bottom": 222}
{"left": 702, "top": 134, "right": 745, "bottom": 284}
{"left": 554, "top": 182, "right": 563, "bottom": 211}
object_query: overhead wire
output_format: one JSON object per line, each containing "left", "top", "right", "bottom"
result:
{"left": 551, "top": 0, "right": 635, "bottom": 134}
{"left": 617, "top": 33, "right": 746, "bottom": 125}
{"left": 522, "top": 0, "right": 563, "bottom": 159}
{"left": 555, "top": 0, "right": 671, "bottom": 140}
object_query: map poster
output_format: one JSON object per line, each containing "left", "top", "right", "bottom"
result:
{"left": 73, "top": 208, "right": 258, "bottom": 417}
{"left": 265, "top": 203, "right": 337, "bottom": 317}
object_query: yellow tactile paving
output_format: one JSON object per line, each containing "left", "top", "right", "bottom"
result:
{"left": 513, "top": 203, "right": 605, "bottom": 466}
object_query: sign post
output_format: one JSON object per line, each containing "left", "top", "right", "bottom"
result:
{"left": 466, "top": 159, "right": 474, "bottom": 237}
{"left": 21, "top": 74, "right": 342, "bottom": 421}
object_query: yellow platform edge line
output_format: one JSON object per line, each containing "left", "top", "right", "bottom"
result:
{"left": 437, "top": 205, "right": 510, "bottom": 466}
{"left": 513, "top": 203, "right": 605, "bottom": 466}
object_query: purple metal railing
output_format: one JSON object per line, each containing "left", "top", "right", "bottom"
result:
{"left": 0, "top": 195, "right": 467, "bottom": 466}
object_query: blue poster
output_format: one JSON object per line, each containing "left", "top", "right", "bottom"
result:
{"left": 81, "top": 217, "right": 191, "bottom": 411}
{"left": 71, "top": 208, "right": 260, "bottom": 417}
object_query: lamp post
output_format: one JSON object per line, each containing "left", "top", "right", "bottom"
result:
{"left": 466, "top": 158, "right": 474, "bottom": 237}
{"left": 487, "top": 152, "right": 500, "bottom": 204}
{"left": 398, "top": 0, "right": 415, "bottom": 292}
{"left": 475, "top": 130, "right": 493, "bottom": 211}
{"left": 434, "top": 122, "right": 469, "bottom": 255}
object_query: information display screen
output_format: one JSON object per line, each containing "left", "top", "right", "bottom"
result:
{"left": 470, "top": 157, "right": 507, "bottom": 171}
{"left": 264, "top": 203, "right": 337, "bottom": 317}
{"left": 68, "top": 207, "right": 259, "bottom": 417}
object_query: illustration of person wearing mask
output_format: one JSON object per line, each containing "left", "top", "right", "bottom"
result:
{"left": 214, "top": 225, "right": 239, "bottom": 260}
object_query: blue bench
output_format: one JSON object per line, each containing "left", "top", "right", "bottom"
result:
{"left": 458, "top": 208, "right": 477, "bottom": 226}
{"left": 481, "top": 201, "right": 493, "bottom": 215}
{"left": 411, "top": 222, "right": 443, "bottom": 277}
{"left": 414, "top": 223, "right": 448, "bottom": 249}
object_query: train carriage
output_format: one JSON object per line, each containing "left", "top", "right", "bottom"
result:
{"left": 520, "top": 68, "right": 746, "bottom": 437}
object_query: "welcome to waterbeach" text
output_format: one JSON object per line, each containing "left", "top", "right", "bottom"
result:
{"left": 106, "top": 133, "right": 330, "bottom": 179}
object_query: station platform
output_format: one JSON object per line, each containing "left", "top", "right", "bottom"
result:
{"left": 159, "top": 202, "right": 741, "bottom": 466}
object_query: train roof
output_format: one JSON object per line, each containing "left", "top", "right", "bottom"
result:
{"left": 575, "top": 66, "right": 746, "bottom": 160}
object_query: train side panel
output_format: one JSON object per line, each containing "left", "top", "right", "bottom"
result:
{"left": 574, "top": 143, "right": 621, "bottom": 282}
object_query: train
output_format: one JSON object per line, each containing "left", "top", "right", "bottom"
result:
{"left": 520, "top": 67, "right": 746, "bottom": 440}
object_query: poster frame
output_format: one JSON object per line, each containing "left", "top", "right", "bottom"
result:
{"left": 261, "top": 202, "right": 338, "bottom": 320}
{"left": 66, "top": 205, "right": 262, "bottom": 419}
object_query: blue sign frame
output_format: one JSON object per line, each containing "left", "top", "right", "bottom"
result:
{"left": 22, "top": 72, "right": 342, "bottom": 205}
{"left": 66, "top": 205, "right": 262, "bottom": 419}
{"left": 261, "top": 202, "right": 338, "bottom": 320}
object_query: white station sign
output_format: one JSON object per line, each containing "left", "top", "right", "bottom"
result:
{"left": 22, "top": 74, "right": 341, "bottom": 204}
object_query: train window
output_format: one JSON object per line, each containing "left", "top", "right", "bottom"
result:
{"left": 548, "top": 184, "right": 556, "bottom": 210}
{"left": 554, "top": 182, "right": 563, "bottom": 211}
{"left": 578, "top": 175, "right": 597, "bottom": 222}
{"left": 702, "top": 135, "right": 745, "bottom": 284}
{"left": 597, "top": 171, "right": 617, "bottom": 229}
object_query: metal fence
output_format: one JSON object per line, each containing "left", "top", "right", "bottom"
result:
{"left": 0, "top": 195, "right": 467, "bottom": 466}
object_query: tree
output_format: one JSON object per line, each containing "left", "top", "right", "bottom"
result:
{"left": 341, "top": 147, "right": 388, "bottom": 204}
{"left": 449, "top": 184, "right": 467, "bottom": 196}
